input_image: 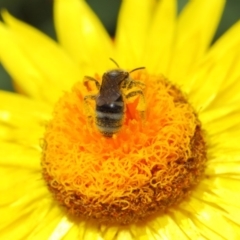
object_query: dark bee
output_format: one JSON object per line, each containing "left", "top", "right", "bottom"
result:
{"left": 84, "top": 59, "right": 145, "bottom": 137}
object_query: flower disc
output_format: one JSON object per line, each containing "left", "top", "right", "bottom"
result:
{"left": 42, "top": 71, "right": 207, "bottom": 224}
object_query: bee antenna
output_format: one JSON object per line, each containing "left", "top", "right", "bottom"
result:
{"left": 129, "top": 67, "right": 145, "bottom": 73}
{"left": 109, "top": 58, "right": 120, "bottom": 68}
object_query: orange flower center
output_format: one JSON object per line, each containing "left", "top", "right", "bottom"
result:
{"left": 41, "top": 71, "right": 206, "bottom": 224}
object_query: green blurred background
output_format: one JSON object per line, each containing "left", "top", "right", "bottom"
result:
{"left": 0, "top": 0, "right": 239, "bottom": 92}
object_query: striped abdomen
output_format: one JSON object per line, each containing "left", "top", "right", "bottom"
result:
{"left": 95, "top": 96, "right": 124, "bottom": 137}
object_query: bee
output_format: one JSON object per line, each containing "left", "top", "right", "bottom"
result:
{"left": 83, "top": 59, "right": 146, "bottom": 137}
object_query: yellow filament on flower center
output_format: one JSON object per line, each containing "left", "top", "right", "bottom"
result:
{"left": 41, "top": 72, "right": 206, "bottom": 224}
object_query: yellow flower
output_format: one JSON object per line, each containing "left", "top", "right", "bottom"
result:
{"left": 1, "top": 0, "right": 240, "bottom": 239}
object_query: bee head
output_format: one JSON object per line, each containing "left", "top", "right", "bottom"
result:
{"left": 104, "top": 69, "right": 129, "bottom": 85}
{"left": 106, "top": 58, "right": 145, "bottom": 86}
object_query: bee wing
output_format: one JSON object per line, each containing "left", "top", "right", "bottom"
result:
{"left": 96, "top": 88, "right": 121, "bottom": 106}
{"left": 96, "top": 70, "right": 127, "bottom": 106}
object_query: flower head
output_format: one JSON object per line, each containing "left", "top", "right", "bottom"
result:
{"left": 1, "top": 0, "right": 240, "bottom": 239}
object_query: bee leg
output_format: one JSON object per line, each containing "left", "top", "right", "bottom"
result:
{"left": 125, "top": 90, "right": 146, "bottom": 120}
{"left": 127, "top": 80, "right": 145, "bottom": 90}
{"left": 83, "top": 95, "right": 96, "bottom": 127}
{"left": 83, "top": 76, "right": 100, "bottom": 90}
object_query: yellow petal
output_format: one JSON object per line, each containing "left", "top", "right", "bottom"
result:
{"left": 54, "top": 0, "right": 113, "bottom": 75}
{"left": 0, "top": 142, "right": 40, "bottom": 169}
{"left": 208, "top": 145, "right": 240, "bottom": 163}
{"left": 0, "top": 179, "right": 64, "bottom": 240}
{"left": 1, "top": 11, "right": 82, "bottom": 104}
{"left": 150, "top": 214, "right": 188, "bottom": 240}
{"left": 0, "top": 90, "right": 51, "bottom": 116}
{"left": 0, "top": 24, "right": 52, "bottom": 102}
{"left": 200, "top": 105, "right": 240, "bottom": 145}
{"left": 0, "top": 201, "right": 45, "bottom": 240}
{"left": 100, "top": 225, "right": 119, "bottom": 240}
{"left": 128, "top": 224, "right": 148, "bottom": 239}
{"left": 81, "top": 221, "right": 102, "bottom": 240}
{"left": 188, "top": 44, "right": 240, "bottom": 111}
{"left": 180, "top": 197, "right": 238, "bottom": 239}
{"left": 0, "top": 91, "right": 50, "bottom": 147}
{"left": 26, "top": 204, "right": 66, "bottom": 239}
{"left": 206, "top": 162, "right": 240, "bottom": 176}
{"left": 178, "top": 178, "right": 240, "bottom": 237}
{"left": 200, "top": 104, "right": 238, "bottom": 125}
{"left": 48, "top": 217, "right": 74, "bottom": 240}
{"left": 0, "top": 167, "right": 43, "bottom": 204}
{"left": 171, "top": 210, "right": 203, "bottom": 239}
{"left": 214, "top": 203, "right": 240, "bottom": 231}
{"left": 205, "top": 110, "right": 240, "bottom": 136}
{"left": 209, "top": 150, "right": 240, "bottom": 164}
{"left": 186, "top": 20, "right": 240, "bottom": 90}
{"left": 144, "top": 0, "right": 176, "bottom": 75}
{"left": 115, "top": 0, "right": 156, "bottom": 68}
{"left": 211, "top": 136, "right": 240, "bottom": 154}
{"left": 0, "top": 171, "right": 57, "bottom": 240}
{"left": 62, "top": 223, "right": 80, "bottom": 240}
{"left": 196, "top": 177, "right": 240, "bottom": 208}
{"left": 167, "top": 0, "right": 225, "bottom": 83}
{"left": 116, "top": 230, "right": 133, "bottom": 240}
{"left": 185, "top": 21, "right": 240, "bottom": 110}
{"left": 204, "top": 21, "right": 240, "bottom": 109}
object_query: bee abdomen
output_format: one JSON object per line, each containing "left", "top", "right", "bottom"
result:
{"left": 95, "top": 99, "right": 124, "bottom": 137}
